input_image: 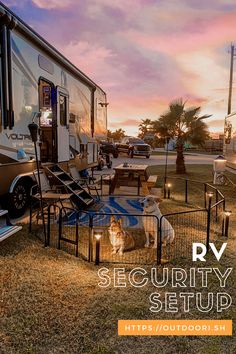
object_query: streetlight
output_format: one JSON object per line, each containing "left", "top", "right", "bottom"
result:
{"left": 94, "top": 230, "right": 103, "bottom": 265}
{"left": 164, "top": 136, "right": 170, "bottom": 198}
{"left": 28, "top": 121, "right": 47, "bottom": 247}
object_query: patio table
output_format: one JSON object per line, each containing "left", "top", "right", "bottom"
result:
{"left": 109, "top": 164, "right": 149, "bottom": 195}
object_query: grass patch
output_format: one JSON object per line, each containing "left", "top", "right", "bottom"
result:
{"left": 0, "top": 165, "right": 236, "bottom": 353}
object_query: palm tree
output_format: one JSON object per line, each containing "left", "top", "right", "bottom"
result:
{"left": 154, "top": 99, "right": 211, "bottom": 173}
{"left": 107, "top": 128, "right": 126, "bottom": 142}
{"left": 138, "top": 119, "right": 153, "bottom": 139}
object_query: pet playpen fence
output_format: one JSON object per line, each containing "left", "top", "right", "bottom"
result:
{"left": 43, "top": 207, "right": 211, "bottom": 265}
{"left": 31, "top": 176, "right": 228, "bottom": 265}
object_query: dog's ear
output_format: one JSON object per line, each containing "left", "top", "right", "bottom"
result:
{"left": 118, "top": 218, "right": 122, "bottom": 226}
{"left": 148, "top": 195, "right": 162, "bottom": 204}
{"left": 154, "top": 197, "right": 162, "bottom": 203}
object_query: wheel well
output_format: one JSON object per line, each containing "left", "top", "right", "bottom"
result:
{"left": 9, "top": 175, "right": 35, "bottom": 194}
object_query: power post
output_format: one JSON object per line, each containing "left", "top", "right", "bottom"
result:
{"left": 227, "top": 44, "right": 236, "bottom": 115}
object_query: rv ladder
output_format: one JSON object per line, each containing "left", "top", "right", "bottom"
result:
{"left": 45, "top": 165, "right": 95, "bottom": 209}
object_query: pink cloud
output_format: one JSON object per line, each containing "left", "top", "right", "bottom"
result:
{"left": 207, "top": 119, "right": 224, "bottom": 128}
{"left": 127, "top": 12, "right": 236, "bottom": 55}
{"left": 109, "top": 118, "right": 141, "bottom": 128}
{"left": 32, "top": 0, "right": 73, "bottom": 9}
{"left": 61, "top": 41, "right": 114, "bottom": 72}
{"left": 5, "top": 0, "right": 232, "bottom": 134}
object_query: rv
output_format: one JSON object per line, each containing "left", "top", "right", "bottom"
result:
{"left": 0, "top": 3, "right": 107, "bottom": 216}
{"left": 224, "top": 111, "right": 236, "bottom": 169}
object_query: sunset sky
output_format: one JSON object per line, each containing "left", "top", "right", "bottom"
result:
{"left": 4, "top": 0, "right": 236, "bottom": 135}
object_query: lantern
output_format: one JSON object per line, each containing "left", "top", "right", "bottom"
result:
{"left": 213, "top": 155, "right": 227, "bottom": 185}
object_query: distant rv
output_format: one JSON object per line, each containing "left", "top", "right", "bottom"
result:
{"left": 0, "top": 3, "right": 107, "bottom": 216}
{"left": 224, "top": 111, "right": 236, "bottom": 169}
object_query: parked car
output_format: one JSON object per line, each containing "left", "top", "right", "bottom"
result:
{"left": 116, "top": 137, "right": 151, "bottom": 158}
{"left": 99, "top": 141, "right": 119, "bottom": 158}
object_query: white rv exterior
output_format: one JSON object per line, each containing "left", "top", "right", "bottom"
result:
{"left": 224, "top": 111, "right": 236, "bottom": 169}
{"left": 0, "top": 3, "right": 107, "bottom": 215}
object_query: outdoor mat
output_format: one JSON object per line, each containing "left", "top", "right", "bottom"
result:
{"left": 87, "top": 202, "right": 104, "bottom": 211}
{"left": 61, "top": 196, "right": 143, "bottom": 227}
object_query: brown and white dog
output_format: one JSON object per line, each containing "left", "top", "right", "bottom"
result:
{"left": 108, "top": 216, "right": 135, "bottom": 255}
{"left": 140, "top": 195, "right": 175, "bottom": 248}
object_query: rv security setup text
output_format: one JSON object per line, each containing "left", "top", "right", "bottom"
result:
{"left": 97, "top": 243, "right": 233, "bottom": 314}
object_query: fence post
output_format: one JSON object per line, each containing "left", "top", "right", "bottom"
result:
{"left": 185, "top": 179, "right": 188, "bottom": 204}
{"left": 206, "top": 196, "right": 212, "bottom": 252}
{"left": 204, "top": 184, "right": 207, "bottom": 208}
{"left": 215, "top": 191, "right": 218, "bottom": 221}
{"left": 46, "top": 205, "right": 51, "bottom": 247}
{"left": 58, "top": 208, "right": 62, "bottom": 250}
{"left": 221, "top": 199, "right": 226, "bottom": 236}
{"left": 88, "top": 215, "right": 93, "bottom": 262}
{"left": 29, "top": 197, "right": 32, "bottom": 233}
{"left": 75, "top": 221, "right": 79, "bottom": 257}
{"left": 157, "top": 217, "right": 162, "bottom": 265}
{"left": 163, "top": 176, "right": 167, "bottom": 199}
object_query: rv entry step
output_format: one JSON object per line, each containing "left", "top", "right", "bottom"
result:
{"left": 46, "top": 165, "right": 94, "bottom": 209}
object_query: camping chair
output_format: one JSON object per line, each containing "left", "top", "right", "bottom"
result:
{"left": 69, "top": 165, "right": 102, "bottom": 199}
{"left": 29, "top": 170, "right": 72, "bottom": 229}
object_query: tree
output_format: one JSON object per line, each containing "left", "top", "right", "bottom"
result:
{"left": 107, "top": 128, "right": 126, "bottom": 142}
{"left": 138, "top": 119, "right": 153, "bottom": 139}
{"left": 153, "top": 99, "right": 210, "bottom": 173}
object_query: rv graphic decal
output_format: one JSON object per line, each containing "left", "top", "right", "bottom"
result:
{"left": 6, "top": 133, "right": 32, "bottom": 141}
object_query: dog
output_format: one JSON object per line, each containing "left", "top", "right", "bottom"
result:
{"left": 140, "top": 195, "right": 175, "bottom": 248}
{"left": 108, "top": 216, "right": 135, "bottom": 255}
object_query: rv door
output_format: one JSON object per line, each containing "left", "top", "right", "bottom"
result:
{"left": 57, "top": 87, "right": 70, "bottom": 162}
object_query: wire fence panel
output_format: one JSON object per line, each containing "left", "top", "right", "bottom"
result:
{"left": 160, "top": 210, "right": 208, "bottom": 262}
{"left": 30, "top": 175, "right": 228, "bottom": 265}
{"left": 89, "top": 212, "right": 159, "bottom": 265}
{"left": 188, "top": 181, "right": 208, "bottom": 209}
{"left": 58, "top": 210, "right": 90, "bottom": 260}
{"left": 210, "top": 201, "right": 225, "bottom": 238}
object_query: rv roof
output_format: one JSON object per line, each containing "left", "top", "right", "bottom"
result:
{"left": 0, "top": 2, "right": 106, "bottom": 95}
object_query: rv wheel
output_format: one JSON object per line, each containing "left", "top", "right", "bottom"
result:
{"left": 8, "top": 181, "right": 30, "bottom": 217}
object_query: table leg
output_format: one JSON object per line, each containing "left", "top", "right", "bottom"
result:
{"left": 109, "top": 173, "right": 118, "bottom": 194}
{"left": 109, "top": 173, "right": 117, "bottom": 194}
{"left": 137, "top": 175, "right": 140, "bottom": 195}
{"left": 140, "top": 175, "right": 149, "bottom": 196}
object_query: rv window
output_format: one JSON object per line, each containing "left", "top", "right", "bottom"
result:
{"left": 69, "top": 112, "right": 76, "bottom": 123}
{"left": 39, "top": 80, "right": 52, "bottom": 110}
{"left": 59, "top": 94, "right": 67, "bottom": 126}
{"left": 38, "top": 55, "right": 54, "bottom": 75}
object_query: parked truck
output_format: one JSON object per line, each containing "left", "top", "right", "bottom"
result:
{"left": 0, "top": 3, "right": 107, "bottom": 216}
{"left": 116, "top": 137, "right": 151, "bottom": 158}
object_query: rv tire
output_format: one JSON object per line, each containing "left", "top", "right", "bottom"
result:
{"left": 8, "top": 180, "right": 31, "bottom": 217}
